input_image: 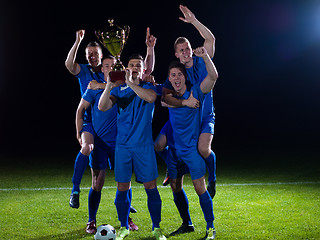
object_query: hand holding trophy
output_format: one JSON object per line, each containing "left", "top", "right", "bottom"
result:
{"left": 95, "top": 19, "right": 130, "bottom": 83}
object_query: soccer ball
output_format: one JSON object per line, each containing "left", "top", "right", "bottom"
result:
{"left": 94, "top": 224, "right": 116, "bottom": 240}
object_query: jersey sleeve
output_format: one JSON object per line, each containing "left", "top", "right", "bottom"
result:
{"left": 82, "top": 89, "right": 95, "bottom": 104}
{"left": 75, "top": 64, "right": 86, "bottom": 78}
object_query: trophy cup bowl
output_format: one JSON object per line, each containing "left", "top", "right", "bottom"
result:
{"left": 95, "top": 19, "right": 130, "bottom": 83}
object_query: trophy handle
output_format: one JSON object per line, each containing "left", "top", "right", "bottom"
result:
{"left": 124, "top": 25, "right": 130, "bottom": 43}
{"left": 95, "top": 30, "right": 104, "bottom": 43}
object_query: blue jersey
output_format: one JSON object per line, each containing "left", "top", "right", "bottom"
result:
{"left": 164, "top": 56, "right": 215, "bottom": 123}
{"left": 75, "top": 64, "right": 104, "bottom": 123}
{"left": 169, "top": 83, "right": 206, "bottom": 150}
{"left": 82, "top": 89, "right": 117, "bottom": 146}
{"left": 111, "top": 81, "right": 156, "bottom": 147}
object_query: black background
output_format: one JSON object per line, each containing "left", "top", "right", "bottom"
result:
{"left": 1, "top": 0, "right": 319, "bottom": 165}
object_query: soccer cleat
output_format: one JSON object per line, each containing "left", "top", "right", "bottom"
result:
{"left": 128, "top": 217, "right": 139, "bottom": 231}
{"left": 130, "top": 205, "right": 137, "bottom": 213}
{"left": 153, "top": 228, "right": 167, "bottom": 240}
{"left": 85, "top": 220, "right": 97, "bottom": 234}
{"left": 170, "top": 224, "right": 194, "bottom": 236}
{"left": 207, "top": 181, "right": 216, "bottom": 199}
{"left": 205, "top": 228, "right": 216, "bottom": 240}
{"left": 69, "top": 192, "right": 80, "bottom": 208}
{"left": 116, "top": 227, "right": 129, "bottom": 240}
{"left": 162, "top": 170, "right": 170, "bottom": 186}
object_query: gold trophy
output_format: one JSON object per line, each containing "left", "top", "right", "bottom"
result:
{"left": 95, "top": 19, "right": 130, "bottom": 82}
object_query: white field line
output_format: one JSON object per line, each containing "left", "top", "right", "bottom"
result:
{"left": 0, "top": 181, "right": 319, "bottom": 192}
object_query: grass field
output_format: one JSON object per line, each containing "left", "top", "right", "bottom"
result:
{"left": 0, "top": 153, "right": 319, "bottom": 240}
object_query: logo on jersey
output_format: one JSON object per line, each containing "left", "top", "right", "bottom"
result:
{"left": 120, "top": 85, "right": 129, "bottom": 91}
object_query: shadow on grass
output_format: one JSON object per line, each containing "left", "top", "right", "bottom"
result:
{"left": 26, "top": 228, "right": 89, "bottom": 240}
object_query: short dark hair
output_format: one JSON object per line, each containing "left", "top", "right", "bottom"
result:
{"left": 103, "top": 55, "right": 115, "bottom": 61}
{"left": 174, "top": 37, "right": 190, "bottom": 52}
{"left": 86, "top": 41, "right": 102, "bottom": 51}
{"left": 128, "top": 54, "right": 144, "bottom": 62}
{"left": 127, "top": 54, "right": 144, "bottom": 67}
{"left": 168, "top": 61, "right": 188, "bottom": 80}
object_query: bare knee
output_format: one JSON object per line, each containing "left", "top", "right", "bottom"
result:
{"left": 170, "top": 178, "right": 183, "bottom": 193}
{"left": 154, "top": 134, "right": 167, "bottom": 152}
{"left": 193, "top": 177, "right": 206, "bottom": 195}
{"left": 91, "top": 169, "right": 105, "bottom": 191}
{"left": 198, "top": 133, "right": 213, "bottom": 158}
{"left": 81, "top": 143, "right": 94, "bottom": 156}
{"left": 144, "top": 179, "right": 157, "bottom": 189}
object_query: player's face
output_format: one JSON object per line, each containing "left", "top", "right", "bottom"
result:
{"left": 85, "top": 46, "right": 103, "bottom": 67}
{"left": 175, "top": 42, "right": 193, "bottom": 65}
{"left": 101, "top": 58, "right": 116, "bottom": 74}
{"left": 168, "top": 67, "right": 186, "bottom": 93}
{"left": 127, "top": 59, "right": 144, "bottom": 79}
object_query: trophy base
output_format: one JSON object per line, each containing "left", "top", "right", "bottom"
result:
{"left": 109, "top": 70, "right": 126, "bottom": 83}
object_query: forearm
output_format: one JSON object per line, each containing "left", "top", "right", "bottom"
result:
{"left": 144, "top": 47, "right": 155, "bottom": 76}
{"left": 75, "top": 107, "right": 85, "bottom": 136}
{"left": 200, "top": 55, "right": 218, "bottom": 94}
{"left": 128, "top": 82, "right": 156, "bottom": 103}
{"left": 203, "top": 55, "right": 218, "bottom": 80}
{"left": 98, "top": 83, "right": 114, "bottom": 111}
{"left": 192, "top": 19, "right": 215, "bottom": 43}
{"left": 192, "top": 19, "right": 215, "bottom": 58}
{"left": 65, "top": 39, "right": 81, "bottom": 75}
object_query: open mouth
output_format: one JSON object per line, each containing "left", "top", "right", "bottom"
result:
{"left": 174, "top": 81, "right": 181, "bottom": 88}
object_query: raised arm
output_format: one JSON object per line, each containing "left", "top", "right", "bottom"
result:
{"left": 126, "top": 69, "right": 157, "bottom": 103}
{"left": 194, "top": 47, "right": 218, "bottom": 94}
{"left": 179, "top": 5, "right": 215, "bottom": 58}
{"left": 75, "top": 98, "right": 91, "bottom": 145}
{"left": 144, "top": 28, "right": 157, "bottom": 76}
{"left": 98, "top": 74, "right": 117, "bottom": 112}
{"left": 65, "top": 30, "right": 85, "bottom": 75}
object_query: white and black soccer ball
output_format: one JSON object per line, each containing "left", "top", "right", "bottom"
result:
{"left": 94, "top": 224, "right": 116, "bottom": 240}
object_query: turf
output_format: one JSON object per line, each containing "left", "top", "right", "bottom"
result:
{"left": 0, "top": 154, "right": 319, "bottom": 239}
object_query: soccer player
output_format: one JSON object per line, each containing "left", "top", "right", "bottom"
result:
{"left": 65, "top": 28, "right": 156, "bottom": 208}
{"left": 75, "top": 57, "right": 140, "bottom": 234}
{"left": 157, "top": 5, "right": 217, "bottom": 198}
{"left": 98, "top": 55, "right": 166, "bottom": 240}
{"left": 165, "top": 47, "right": 218, "bottom": 239}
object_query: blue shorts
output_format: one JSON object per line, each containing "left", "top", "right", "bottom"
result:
{"left": 115, "top": 145, "right": 158, "bottom": 183}
{"left": 167, "top": 147, "right": 189, "bottom": 179}
{"left": 81, "top": 122, "right": 95, "bottom": 136}
{"left": 172, "top": 147, "right": 206, "bottom": 180}
{"left": 89, "top": 137, "right": 115, "bottom": 170}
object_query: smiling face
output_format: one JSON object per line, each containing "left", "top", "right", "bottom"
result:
{"left": 168, "top": 67, "right": 187, "bottom": 94}
{"left": 174, "top": 41, "right": 193, "bottom": 65}
{"left": 85, "top": 46, "right": 103, "bottom": 68}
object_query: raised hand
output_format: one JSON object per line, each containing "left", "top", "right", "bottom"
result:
{"left": 193, "top": 46, "right": 208, "bottom": 58}
{"left": 179, "top": 5, "right": 196, "bottom": 23}
{"left": 76, "top": 29, "right": 85, "bottom": 42}
{"left": 145, "top": 27, "right": 157, "bottom": 48}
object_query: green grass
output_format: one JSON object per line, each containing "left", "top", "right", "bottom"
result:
{"left": 0, "top": 154, "right": 319, "bottom": 239}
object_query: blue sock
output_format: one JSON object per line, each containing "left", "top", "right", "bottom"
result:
{"left": 145, "top": 188, "right": 162, "bottom": 230}
{"left": 114, "top": 189, "right": 130, "bottom": 229}
{"left": 199, "top": 191, "right": 214, "bottom": 230}
{"left": 173, "top": 189, "right": 192, "bottom": 226}
{"left": 72, "top": 152, "right": 89, "bottom": 193}
{"left": 204, "top": 151, "right": 216, "bottom": 182}
{"left": 88, "top": 188, "right": 101, "bottom": 222}
{"left": 128, "top": 188, "right": 132, "bottom": 202}
{"left": 156, "top": 146, "right": 169, "bottom": 165}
